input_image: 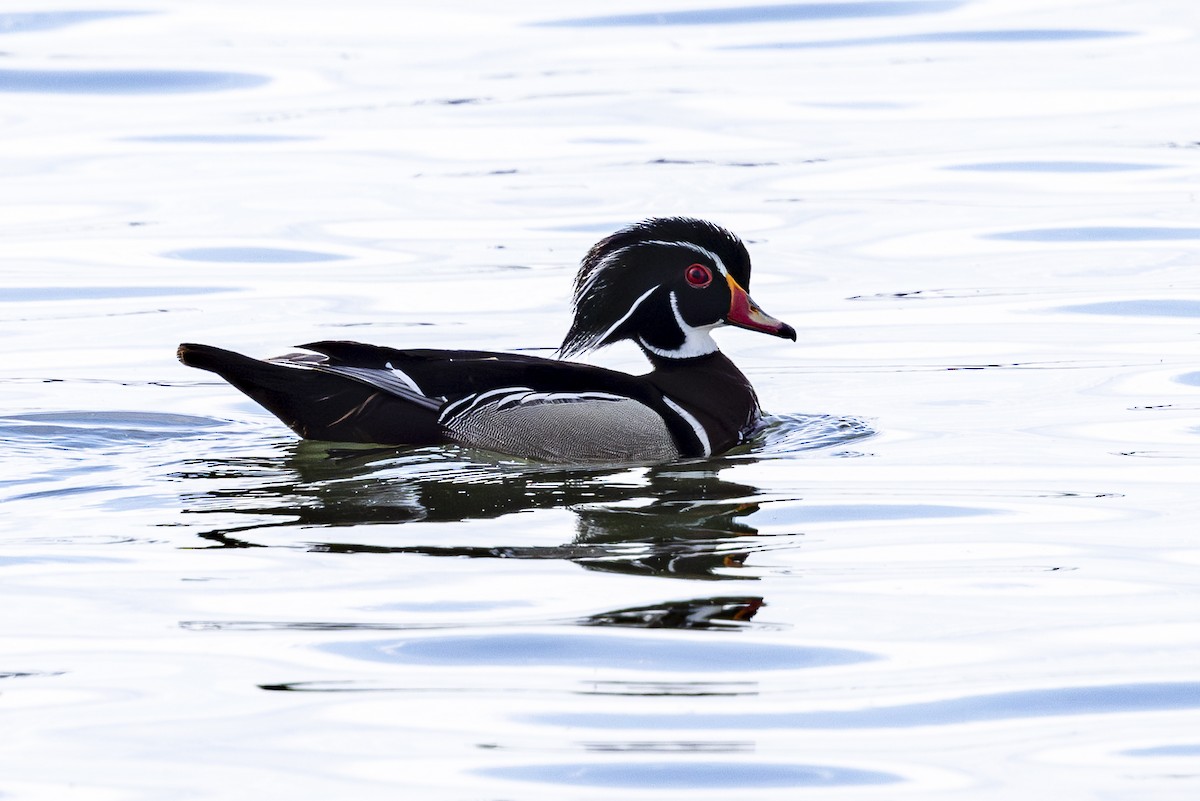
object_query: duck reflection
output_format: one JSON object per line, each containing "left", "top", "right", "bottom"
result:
{"left": 177, "top": 441, "right": 780, "bottom": 581}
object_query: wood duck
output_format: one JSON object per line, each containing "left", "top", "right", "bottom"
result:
{"left": 178, "top": 217, "right": 795, "bottom": 464}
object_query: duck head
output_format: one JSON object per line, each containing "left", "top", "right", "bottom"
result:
{"left": 558, "top": 217, "right": 797, "bottom": 359}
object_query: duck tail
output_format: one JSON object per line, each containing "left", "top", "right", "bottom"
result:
{"left": 177, "top": 343, "right": 441, "bottom": 445}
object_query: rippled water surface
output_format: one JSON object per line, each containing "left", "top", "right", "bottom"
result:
{"left": 3, "top": 1, "right": 1199, "bottom": 799}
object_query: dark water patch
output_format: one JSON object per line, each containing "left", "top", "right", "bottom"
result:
{"left": 185, "top": 597, "right": 768, "bottom": 634}
{"left": 580, "top": 596, "right": 765, "bottom": 630}
{"left": 162, "top": 246, "right": 345, "bottom": 263}
{"left": 533, "top": 681, "right": 1200, "bottom": 729}
{"left": 2, "top": 286, "right": 230, "bottom": 302}
{"left": 987, "top": 226, "right": 1200, "bottom": 242}
{"left": 946, "top": 160, "right": 1161, "bottom": 173}
{"left": 307, "top": 507, "right": 784, "bottom": 580}
{"left": 478, "top": 761, "right": 899, "bottom": 788}
{"left": 1, "top": 671, "right": 67, "bottom": 679}
{"left": 1116, "top": 450, "right": 1193, "bottom": 459}
{"left": 733, "top": 28, "right": 1129, "bottom": 49}
{"left": 1123, "top": 744, "right": 1200, "bottom": 757}
{"left": 1059, "top": 300, "right": 1200, "bottom": 318}
{"left": 533, "top": 2, "right": 961, "bottom": 27}
{"left": 0, "top": 68, "right": 268, "bottom": 94}
{"left": 125, "top": 134, "right": 316, "bottom": 144}
{"left": 323, "top": 631, "right": 874, "bottom": 672}
{"left": 0, "top": 10, "right": 148, "bottom": 34}
{"left": 1176, "top": 371, "right": 1200, "bottom": 387}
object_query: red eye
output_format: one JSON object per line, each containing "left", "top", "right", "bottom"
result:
{"left": 685, "top": 263, "right": 713, "bottom": 288}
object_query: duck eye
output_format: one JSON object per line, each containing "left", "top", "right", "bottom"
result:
{"left": 684, "top": 263, "right": 713, "bottom": 288}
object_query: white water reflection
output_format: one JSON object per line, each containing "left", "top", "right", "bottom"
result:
{"left": 3, "top": 0, "right": 1200, "bottom": 799}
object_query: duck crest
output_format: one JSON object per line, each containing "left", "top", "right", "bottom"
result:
{"left": 558, "top": 217, "right": 752, "bottom": 357}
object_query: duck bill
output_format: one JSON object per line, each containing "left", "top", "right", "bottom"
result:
{"left": 725, "top": 276, "right": 797, "bottom": 341}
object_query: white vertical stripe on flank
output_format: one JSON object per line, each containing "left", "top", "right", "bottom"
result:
{"left": 661, "top": 396, "right": 711, "bottom": 457}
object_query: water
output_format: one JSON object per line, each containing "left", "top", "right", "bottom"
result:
{"left": 2, "top": 1, "right": 1199, "bottom": 798}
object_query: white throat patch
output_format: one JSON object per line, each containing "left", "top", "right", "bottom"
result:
{"left": 639, "top": 290, "right": 719, "bottom": 359}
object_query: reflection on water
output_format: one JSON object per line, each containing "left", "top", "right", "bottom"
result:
{"left": 183, "top": 596, "right": 769, "bottom": 633}
{"left": 183, "top": 453, "right": 775, "bottom": 579}
{"left": 175, "top": 414, "right": 873, "bottom": 579}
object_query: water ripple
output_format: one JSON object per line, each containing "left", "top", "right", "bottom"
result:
{"left": 0, "top": 411, "right": 230, "bottom": 449}
{"left": 1, "top": 286, "right": 230, "bottom": 302}
{"left": 987, "top": 226, "right": 1200, "bottom": 242}
{"left": 478, "top": 760, "right": 900, "bottom": 788}
{"left": 323, "top": 631, "right": 875, "bottom": 671}
{"left": 534, "top": 682, "right": 1200, "bottom": 729}
{"left": 0, "top": 11, "right": 148, "bottom": 34}
{"left": 1059, "top": 300, "right": 1200, "bottom": 318}
{"left": 746, "top": 412, "right": 875, "bottom": 456}
{"left": 163, "top": 247, "right": 346, "bottom": 263}
{"left": 0, "top": 68, "right": 268, "bottom": 94}
{"left": 733, "top": 28, "right": 1130, "bottom": 49}
{"left": 946, "top": 160, "right": 1162, "bottom": 172}
{"left": 533, "top": 1, "right": 961, "bottom": 27}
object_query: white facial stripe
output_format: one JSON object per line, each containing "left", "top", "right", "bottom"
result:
{"left": 642, "top": 239, "right": 730, "bottom": 278}
{"left": 592, "top": 283, "right": 660, "bottom": 348}
{"left": 661, "top": 396, "right": 712, "bottom": 457}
